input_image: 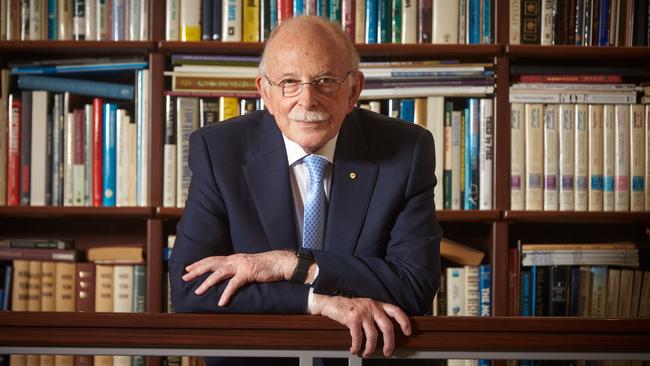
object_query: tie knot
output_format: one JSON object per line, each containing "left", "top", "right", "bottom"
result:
{"left": 303, "top": 154, "right": 328, "bottom": 185}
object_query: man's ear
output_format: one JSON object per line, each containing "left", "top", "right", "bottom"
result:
{"left": 346, "top": 71, "right": 365, "bottom": 112}
{"left": 256, "top": 76, "right": 275, "bottom": 115}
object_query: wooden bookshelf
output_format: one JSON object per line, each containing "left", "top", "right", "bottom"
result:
{"left": 1, "top": 1, "right": 649, "bottom": 357}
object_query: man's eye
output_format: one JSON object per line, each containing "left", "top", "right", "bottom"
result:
{"left": 316, "top": 78, "right": 337, "bottom": 85}
{"left": 282, "top": 79, "right": 300, "bottom": 86}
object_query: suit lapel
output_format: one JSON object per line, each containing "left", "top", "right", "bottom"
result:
{"left": 243, "top": 113, "right": 299, "bottom": 251}
{"left": 324, "top": 111, "right": 378, "bottom": 254}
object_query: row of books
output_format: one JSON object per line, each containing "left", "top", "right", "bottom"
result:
{"left": 0, "top": 61, "right": 151, "bottom": 207}
{"left": 434, "top": 264, "right": 492, "bottom": 317}
{"left": 509, "top": 0, "right": 650, "bottom": 46}
{"left": 0, "top": 0, "right": 150, "bottom": 41}
{"left": 510, "top": 102, "right": 650, "bottom": 212}
{"left": 509, "top": 241, "right": 650, "bottom": 318}
{"left": 165, "top": 0, "right": 495, "bottom": 44}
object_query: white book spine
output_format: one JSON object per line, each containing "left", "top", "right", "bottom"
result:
{"left": 222, "top": 0, "right": 242, "bottom": 42}
{"left": 614, "top": 104, "right": 630, "bottom": 211}
{"left": 128, "top": 116, "right": 137, "bottom": 206}
{"left": 180, "top": 0, "right": 200, "bottom": 41}
{"left": 510, "top": 103, "right": 525, "bottom": 210}
{"left": 646, "top": 106, "right": 650, "bottom": 211}
{"left": 137, "top": 69, "right": 150, "bottom": 207}
{"left": 139, "top": 0, "right": 149, "bottom": 40}
{"left": 64, "top": 112, "right": 75, "bottom": 206}
{"left": 116, "top": 109, "right": 129, "bottom": 207}
{"left": 451, "top": 110, "right": 462, "bottom": 209}
{"left": 431, "top": 0, "right": 459, "bottom": 44}
{"left": 113, "top": 265, "right": 134, "bottom": 312}
{"left": 97, "top": 0, "right": 108, "bottom": 40}
{"left": 85, "top": 0, "right": 97, "bottom": 40}
{"left": 464, "top": 265, "right": 479, "bottom": 316}
{"left": 163, "top": 144, "right": 177, "bottom": 207}
{"left": 588, "top": 104, "right": 604, "bottom": 211}
{"left": 401, "top": 0, "right": 416, "bottom": 43}
{"left": 165, "top": 0, "right": 181, "bottom": 41}
{"left": 129, "top": 0, "right": 141, "bottom": 41}
{"left": 176, "top": 97, "right": 199, "bottom": 208}
{"left": 479, "top": 98, "right": 493, "bottom": 210}
{"left": 426, "top": 96, "right": 445, "bottom": 211}
{"left": 354, "top": 0, "right": 365, "bottom": 43}
{"left": 524, "top": 104, "right": 544, "bottom": 210}
{"left": 603, "top": 104, "right": 616, "bottom": 211}
{"left": 574, "top": 104, "right": 589, "bottom": 211}
{"left": 540, "top": 0, "right": 554, "bottom": 45}
{"left": 509, "top": 0, "right": 520, "bottom": 44}
{"left": 559, "top": 104, "right": 575, "bottom": 211}
{"left": 446, "top": 267, "right": 465, "bottom": 316}
{"left": 543, "top": 104, "right": 559, "bottom": 211}
{"left": 29, "top": 0, "right": 43, "bottom": 39}
{"left": 630, "top": 104, "right": 645, "bottom": 212}
{"left": 30, "top": 91, "right": 48, "bottom": 206}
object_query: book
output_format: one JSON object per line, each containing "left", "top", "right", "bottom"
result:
{"left": 76, "top": 262, "right": 96, "bottom": 312}
{"left": 510, "top": 103, "right": 525, "bottom": 210}
{"left": 479, "top": 264, "right": 492, "bottom": 316}
{"left": 41, "top": 261, "right": 55, "bottom": 311}
{"left": 440, "top": 238, "right": 485, "bottom": 266}
{"left": 55, "top": 262, "right": 76, "bottom": 311}
{"left": 603, "top": 104, "right": 616, "bottom": 211}
{"left": 478, "top": 98, "right": 493, "bottom": 210}
{"left": 588, "top": 104, "right": 604, "bottom": 211}
{"left": 87, "top": 246, "right": 145, "bottom": 264}
{"left": 629, "top": 104, "right": 644, "bottom": 211}
{"left": 27, "top": 261, "right": 42, "bottom": 311}
{"left": 10, "top": 61, "right": 148, "bottom": 75}
{"left": 574, "top": 104, "right": 589, "bottom": 211}
{"left": 446, "top": 267, "right": 466, "bottom": 316}
{"left": 95, "top": 264, "right": 114, "bottom": 312}
{"left": 464, "top": 265, "right": 480, "bottom": 316}
{"left": 102, "top": 103, "right": 118, "bottom": 206}
{"left": 524, "top": 103, "right": 544, "bottom": 210}
{"left": 614, "top": 104, "right": 631, "bottom": 211}
{"left": 547, "top": 265, "right": 570, "bottom": 316}
{"left": 543, "top": 104, "right": 559, "bottom": 211}
{"left": 17, "top": 75, "right": 134, "bottom": 100}
{"left": 559, "top": 104, "right": 575, "bottom": 211}
{"left": 431, "top": 0, "right": 459, "bottom": 43}
{"left": 0, "top": 248, "right": 77, "bottom": 262}
{"left": 113, "top": 265, "right": 134, "bottom": 312}
{"left": 606, "top": 268, "right": 621, "bottom": 317}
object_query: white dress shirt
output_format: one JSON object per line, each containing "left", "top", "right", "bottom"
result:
{"left": 282, "top": 133, "right": 338, "bottom": 310}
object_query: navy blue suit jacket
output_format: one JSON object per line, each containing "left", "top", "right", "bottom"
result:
{"left": 170, "top": 107, "right": 441, "bottom": 318}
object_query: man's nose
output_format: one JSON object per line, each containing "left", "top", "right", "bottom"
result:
{"left": 297, "top": 83, "right": 318, "bottom": 108}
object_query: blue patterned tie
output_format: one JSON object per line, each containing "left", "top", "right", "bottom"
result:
{"left": 302, "top": 155, "right": 329, "bottom": 250}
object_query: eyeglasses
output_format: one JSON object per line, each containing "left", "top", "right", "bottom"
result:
{"left": 264, "top": 71, "right": 353, "bottom": 97}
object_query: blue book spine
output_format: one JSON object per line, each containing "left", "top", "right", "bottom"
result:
{"left": 568, "top": 267, "right": 581, "bottom": 316}
{"left": 10, "top": 62, "right": 148, "bottom": 75}
{"left": 102, "top": 103, "right": 117, "bottom": 207}
{"left": 329, "top": 0, "right": 341, "bottom": 21}
{"left": 575, "top": 0, "right": 584, "bottom": 45}
{"left": 530, "top": 266, "right": 537, "bottom": 315}
{"left": 598, "top": 0, "right": 610, "bottom": 46}
{"left": 481, "top": 0, "right": 491, "bottom": 44}
{"left": 400, "top": 99, "right": 414, "bottom": 123}
{"left": 112, "top": 0, "right": 126, "bottom": 40}
{"left": 17, "top": 75, "right": 134, "bottom": 100}
{"left": 51, "top": 94, "right": 63, "bottom": 206}
{"left": 377, "top": 0, "right": 390, "bottom": 43}
{"left": 520, "top": 269, "right": 531, "bottom": 316}
{"left": 270, "top": 0, "right": 279, "bottom": 31}
{"left": 479, "top": 264, "right": 492, "bottom": 316}
{"left": 294, "top": 0, "right": 305, "bottom": 15}
{"left": 317, "top": 0, "right": 330, "bottom": 17}
{"left": 202, "top": 0, "right": 213, "bottom": 40}
{"left": 48, "top": 0, "right": 58, "bottom": 40}
{"left": 463, "top": 106, "right": 471, "bottom": 209}
{"left": 467, "top": 0, "right": 480, "bottom": 44}
{"left": 213, "top": 0, "right": 223, "bottom": 40}
{"left": 464, "top": 99, "right": 479, "bottom": 209}
{"left": 365, "top": 0, "right": 378, "bottom": 43}
{"left": 2, "top": 265, "right": 12, "bottom": 310}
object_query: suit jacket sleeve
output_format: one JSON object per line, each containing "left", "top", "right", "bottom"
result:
{"left": 169, "top": 130, "right": 310, "bottom": 314}
{"left": 312, "top": 127, "right": 442, "bottom": 315}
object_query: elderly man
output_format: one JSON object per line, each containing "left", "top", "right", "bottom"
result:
{"left": 170, "top": 15, "right": 442, "bottom": 366}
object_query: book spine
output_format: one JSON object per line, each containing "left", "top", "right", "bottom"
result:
{"left": 509, "top": 0, "right": 521, "bottom": 44}
{"left": 17, "top": 75, "right": 134, "bottom": 100}
{"left": 646, "top": 105, "right": 650, "bottom": 211}
{"left": 464, "top": 265, "right": 480, "bottom": 316}
{"left": 94, "top": 264, "right": 113, "bottom": 312}
{"left": 113, "top": 264, "right": 134, "bottom": 312}
{"left": 27, "top": 260, "right": 41, "bottom": 311}
{"left": 243, "top": 0, "right": 260, "bottom": 42}
{"left": 519, "top": 268, "right": 532, "bottom": 315}
{"left": 116, "top": 109, "right": 129, "bottom": 207}
{"left": 510, "top": 103, "right": 525, "bottom": 210}
{"left": 278, "top": 0, "right": 293, "bottom": 22}
{"left": 479, "top": 98, "right": 493, "bottom": 210}
{"left": 72, "top": 109, "right": 86, "bottom": 206}
{"left": 84, "top": 104, "right": 93, "bottom": 206}
{"left": 165, "top": 0, "right": 180, "bottom": 40}
{"left": 355, "top": 0, "right": 366, "bottom": 42}
{"left": 603, "top": 104, "right": 616, "bottom": 211}
{"left": 431, "top": 0, "right": 459, "bottom": 44}
{"left": 524, "top": 103, "right": 544, "bottom": 210}
{"left": 11, "top": 259, "right": 29, "bottom": 311}
{"left": 521, "top": 0, "right": 541, "bottom": 44}
{"left": 111, "top": 0, "right": 126, "bottom": 40}
{"left": 574, "top": 103, "right": 589, "bottom": 211}
{"left": 92, "top": 98, "right": 103, "bottom": 206}
{"left": 133, "top": 264, "right": 146, "bottom": 312}
{"left": 467, "top": 0, "right": 480, "bottom": 43}
{"left": 20, "top": 90, "right": 31, "bottom": 206}
{"left": 76, "top": 262, "right": 95, "bottom": 312}
{"left": 201, "top": 0, "right": 213, "bottom": 40}
{"left": 54, "top": 262, "right": 76, "bottom": 311}
{"left": 479, "top": 264, "right": 492, "bottom": 316}
{"left": 559, "top": 104, "right": 575, "bottom": 211}
{"left": 588, "top": 104, "right": 604, "bottom": 211}
{"left": 443, "top": 101, "right": 453, "bottom": 209}
{"left": 102, "top": 103, "right": 117, "bottom": 207}
{"left": 364, "top": 0, "right": 378, "bottom": 43}
{"left": 465, "top": 99, "right": 479, "bottom": 209}
{"left": 614, "top": 104, "right": 630, "bottom": 211}
{"left": 63, "top": 112, "right": 74, "bottom": 206}
{"left": 176, "top": 97, "right": 199, "bottom": 208}
{"left": 543, "top": 104, "right": 559, "bottom": 211}
{"left": 213, "top": 0, "right": 224, "bottom": 40}
{"left": 85, "top": 0, "right": 97, "bottom": 40}
{"left": 51, "top": 94, "right": 63, "bottom": 206}
{"left": 391, "top": 0, "right": 402, "bottom": 43}
{"left": 41, "top": 261, "right": 55, "bottom": 311}
{"left": 629, "top": 104, "right": 644, "bottom": 211}
{"left": 547, "top": 265, "right": 570, "bottom": 316}
{"left": 30, "top": 91, "right": 49, "bottom": 206}
{"left": 446, "top": 267, "right": 466, "bottom": 316}
{"left": 377, "top": 0, "right": 389, "bottom": 43}
{"left": 598, "top": 0, "right": 610, "bottom": 45}
{"left": 164, "top": 95, "right": 178, "bottom": 207}
{"left": 481, "top": 0, "right": 492, "bottom": 44}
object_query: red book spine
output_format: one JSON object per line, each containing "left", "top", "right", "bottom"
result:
{"left": 7, "top": 96, "right": 21, "bottom": 206}
{"left": 278, "top": 0, "right": 294, "bottom": 23}
{"left": 341, "top": 0, "right": 354, "bottom": 40}
{"left": 92, "top": 98, "right": 103, "bottom": 206}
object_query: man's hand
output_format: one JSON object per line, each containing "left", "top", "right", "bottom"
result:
{"left": 182, "top": 250, "right": 296, "bottom": 306}
{"left": 309, "top": 293, "right": 411, "bottom": 358}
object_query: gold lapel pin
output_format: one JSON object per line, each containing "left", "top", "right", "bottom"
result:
{"left": 349, "top": 172, "right": 357, "bottom": 180}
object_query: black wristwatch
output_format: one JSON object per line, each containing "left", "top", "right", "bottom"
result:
{"left": 290, "top": 248, "right": 314, "bottom": 283}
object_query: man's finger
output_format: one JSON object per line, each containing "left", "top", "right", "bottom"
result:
{"left": 382, "top": 303, "right": 411, "bottom": 336}
{"left": 194, "top": 270, "right": 226, "bottom": 295}
{"left": 348, "top": 322, "right": 363, "bottom": 356}
{"left": 361, "top": 319, "right": 378, "bottom": 358}
{"left": 218, "top": 276, "right": 245, "bottom": 307}
{"left": 374, "top": 311, "right": 395, "bottom": 357}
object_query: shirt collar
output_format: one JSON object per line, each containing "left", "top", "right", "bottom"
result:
{"left": 283, "top": 134, "right": 338, "bottom": 166}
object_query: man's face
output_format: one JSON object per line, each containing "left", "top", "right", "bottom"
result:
{"left": 256, "top": 31, "right": 363, "bottom": 152}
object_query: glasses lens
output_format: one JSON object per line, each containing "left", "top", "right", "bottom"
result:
{"left": 315, "top": 78, "right": 340, "bottom": 94}
{"left": 282, "top": 80, "right": 301, "bottom": 96}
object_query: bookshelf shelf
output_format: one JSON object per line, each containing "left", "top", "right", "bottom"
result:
{"left": 0, "top": 207, "right": 155, "bottom": 219}
{"left": 0, "top": 41, "right": 156, "bottom": 56}
{"left": 157, "top": 41, "right": 264, "bottom": 55}
{"left": 436, "top": 210, "right": 501, "bottom": 222}
{"left": 503, "top": 211, "right": 650, "bottom": 224}
{"left": 506, "top": 45, "right": 650, "bottom": 61}
{"left": 155, "top": 207, "right": 184, "bottom": 219}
